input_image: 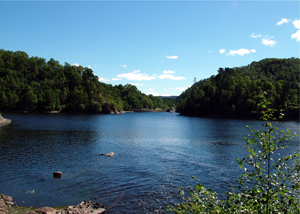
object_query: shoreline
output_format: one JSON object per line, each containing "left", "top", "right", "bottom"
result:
{"left": 0, "top": 115, "right": 12, "bottom": 127}
{"left": 0, "top": 193, "right": 105, "bottom": 214}
{"left": 0, "top": 109, "right": 169, "bottom": 115}
{"left": 0, "top": 109, "right": 168, "bottom": 114}
{"left": 179, "top": 113, "right": 300, "bottom": 122}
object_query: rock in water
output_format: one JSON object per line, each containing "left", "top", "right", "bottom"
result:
{"left": 53, "top": 172, "right": 63, "bottom": 178}
{"left": 106, "top": 152, "right": 115, "bottom": 157}
{"left": 99, "top": 152, "right": 115, "bottom": 157}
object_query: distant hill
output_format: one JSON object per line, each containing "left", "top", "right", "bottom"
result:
{"left": 176, "top": 58, "right": 299, "bottom": 119}
{"left": 0, "top": 49, "right": 172, "bottom": 113}
{"left": 157, "top": 96, "right": 178, "bottom": 109}
{"left": 157, "top": 96, "right": 178, "bottom": 100}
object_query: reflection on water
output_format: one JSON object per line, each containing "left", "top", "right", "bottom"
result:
{"left": 0, "top": 113, "right": 299, "bottom": 213}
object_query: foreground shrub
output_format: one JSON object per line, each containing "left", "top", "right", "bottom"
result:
{"left": 168, "top": 93, "right": 300, "bottom": 213}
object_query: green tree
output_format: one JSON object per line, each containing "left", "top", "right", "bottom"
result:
{"left": 19, "top": 87, "right": 38, "bottom": 111}
{"left": 0, "top": 90, "right": 8, "bottom": 109}
{"left": 45, "top": 88, "right": 57, "bottom": 111}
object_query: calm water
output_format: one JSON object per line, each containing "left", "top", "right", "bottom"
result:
{"left": 0, "top": 112, "right": 299, "bottom": 213}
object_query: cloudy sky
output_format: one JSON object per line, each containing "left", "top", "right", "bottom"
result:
{"left": 0, "top": 1, "right": 299, "bottom": 96}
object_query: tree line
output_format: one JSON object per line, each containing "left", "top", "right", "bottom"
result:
{"left": 0, "top": 49, "right": 173, "bottom": 113}
{"left": 176, "top": 57, "right": 299, "bottom": 119}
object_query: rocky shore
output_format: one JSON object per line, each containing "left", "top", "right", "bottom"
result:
{"left": 0, "top": 194, "right": 105, "bottom": 214}
{"left": 0, "top": 115, "right": 11, "bottom": 127}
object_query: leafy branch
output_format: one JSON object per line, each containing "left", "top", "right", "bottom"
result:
{"left": 168, "top": 92, "right": 300, "bottom": 213}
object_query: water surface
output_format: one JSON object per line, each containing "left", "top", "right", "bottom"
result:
{"left": 0, "top": 112, "right": 299, "bottom": 213}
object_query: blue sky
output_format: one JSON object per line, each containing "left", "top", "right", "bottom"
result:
{"left": 1, "top": 1, "right": 299, "bottom": 96}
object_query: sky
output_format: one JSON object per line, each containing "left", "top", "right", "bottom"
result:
{"left": 0, "top": 1, "right": 299, "bottom": 96}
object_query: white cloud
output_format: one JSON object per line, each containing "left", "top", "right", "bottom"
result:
{"left": 131, "top": 83, "right": 145, "bottom": 86}
{"left": 117, "top": 70, "right": 156, "bottom": 81}
{"left": 73, "top": 63, "right": 96, "bottom": 68}
{"left": 176, "top": 85, "right": 191, "bottom": 91}
{"left": 147, "top": 91, "right": 159, "bottom": 96}
{"left": 276, "top": 18, "right": 290, "bottom": 25}
{"left": 250, "top": 33, "right": 262, "bottom": 38}
{"left": 98, "top": 77, "right": 110, "bottom": 82}
{"left": 291, "top": 30, "right": 300, "bottom": 42}
{"left": 119, "top": 64, "right": 127, "bottom": 68}
{"left": 219, "top": 49, "right": 225, "bottom": 53}
{"left": 262, "top": 38, "right": 276, "bottom": 47}
{"left": 112, "top": 77, "right": 122, "bottom": 81}
{"left": 293, "top": 19, "right": 300, "bottom": 29}
{"left": 251, "top": 33, "right": 276, "bottom": 46}
{"left": 166, "top": 55, "right": 178, "bottom": 59}
{"left": 157, "top": 74, "right": 186, "bottom": 80}
{"left": 163, "top": 70, "right": 175, "bottom": 74}
{"left": 226, "top": 49, "right": 255, "bottom": 56}
{"left": 207, "top": 51, "right": 214, "bottom": 53}
{"left": 146, "top": 89, "right": 159, "bottom": 96}
{"left": 291, "top": 19, "right": 300, "bottom": 42}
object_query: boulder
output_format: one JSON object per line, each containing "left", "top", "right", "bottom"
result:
{"left": 59, "top": 201, "right": 105, "bottom": 214}
{"left": 35, "top": 207, "right": 57, "bottom": 214}
{"left": 102, "top": 104, "right": 121, "bottom": 114}
{"left": 99, "top": 152, "right": 115, "bottom": 157}
{"left": 113, "top": 107, "right": 120, "bottom": 114}
{"left": 53, "top": 172, "right": 63, "bottom": 178}
{"left": 0, "top": 207, "right": 7, "bottom": 213}
{"left": 0, "top": 194, "right": 12, "bottom": 203}
{"left": 0, "top": 199, "right": 5, "bottom": 208}
{"left": 5, "top": 201, "right": 14, "bottom": 206}
{"left": 105, "top": 152, "right": 115, "bottom": 157}
{"left": 102, "top": 105, "right": 114, "bottom": 114}
{"left": 0, "top": 194, "right": 105, "bottom": 214}
{"left": 0, "top": 115, "right": 11, "bottom": 127}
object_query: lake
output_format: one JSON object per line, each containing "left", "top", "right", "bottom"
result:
{"left": 0, "top": 112, "right": 299, "bottom": 213}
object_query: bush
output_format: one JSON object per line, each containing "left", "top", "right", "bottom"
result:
{"left": 168, "top": 92, "right": 300, "bottom": 213}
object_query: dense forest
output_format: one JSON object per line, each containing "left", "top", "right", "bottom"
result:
{"left": 0, "top": 49, "right": 173, "bottom": 113}
{"left": 176, "top": 57, "right": 299, "bottom": 119}
{"left": 0, "top": 49, "right": 298, "bottom": 118}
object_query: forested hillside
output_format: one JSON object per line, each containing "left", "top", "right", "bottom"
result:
{"left": 176, "top": 58, "right": 299, "bottom": 119}
{"left": 0, "top": 49, "right": 172, "bottom": 113}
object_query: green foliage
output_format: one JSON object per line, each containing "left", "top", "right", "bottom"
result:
{"left": 176, "top": 58, "right": 299, "bottom": 119}
{"left": 0, "top": 49, "right": 170, "bottom": 113}
{"left": 168, "top": 95, "right": 300, "bottom": 213}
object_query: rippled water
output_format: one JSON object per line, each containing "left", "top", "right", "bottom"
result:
{"left": 0, "top": 112, "right": 299, "bottom": 213}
